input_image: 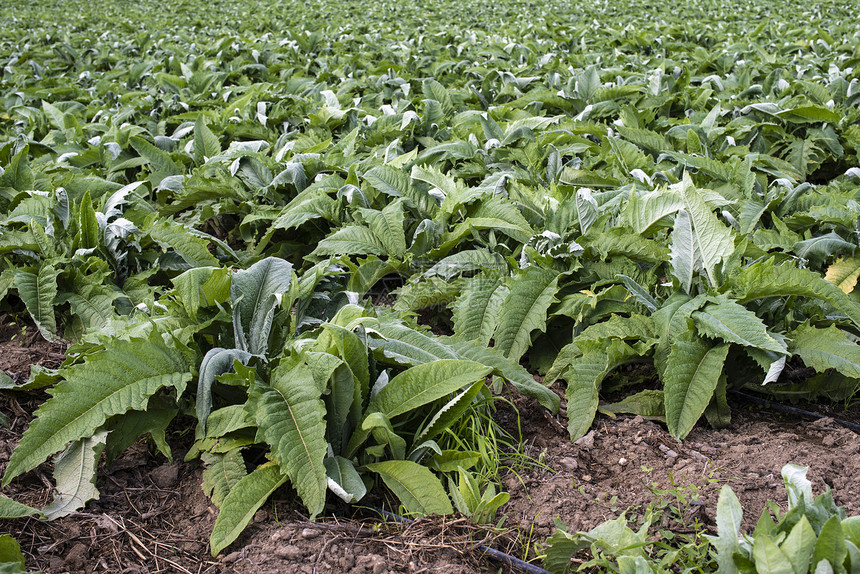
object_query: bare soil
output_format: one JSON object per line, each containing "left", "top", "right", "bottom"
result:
{"left": 2, "top": 318, "right": 859, "bottom": 574}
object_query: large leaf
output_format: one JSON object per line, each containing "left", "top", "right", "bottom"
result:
{"left": 366, "top": 360, "right": 491, "bottom": 419}
{"left": 150, "top": 221, "right": 219, "bottom": 267}
{"left": 42, "top": 430, "right": 108, "bottom": 520}
{"left": 0, "top": 496, "right": 41, "bottom": 519}
{"left": 788, "top": 323, "right": 860, "bottom": 378}
{"left": 364, "top": 460, "right": 453, "bottom": 516}
{"left": 3, "top": 333, "right": 191, "bottom": 485}
{"left": 231, "top": 256, "right": 293, "bottom": 355}
{"left": 446, "top": 337, "right": 560, "bottom": 413}
{"left": 493, "top": 267, "right": 560, "bottom": 361}
{"left": 247, "top": 358, "right": 327, "bottom": 518}
{"left": 312, "top": 225, "right": 387, "bottom": 257}
{"left": 670, "top": 209, "right": 697, "bottom": 294}
{"left": 679, "top": 176, "right": 735, "bottom": 286}
{"left": 201, "top": 450, "right": 248, "bottom": 508}
{"left": 692, "top": 299, "right": 786, "bottom": 353}
{"left": 730, "top": 259, "right": 860, "bottom": 329}
{"left": 452, "top": 274, "right": 508, "bottom": 345}
{"left": 14, "top": 266, "right": 60, "bottom": 342}
{"left": 324, "top": 456, "right": 366, "bottom": 504}
{"left": 825, "top": 256, "right": 860, "bottom": 294}
{"left": 210, "top": 463, "right": 288, "bottom": 556}
{"left": 196, "top": 348, "right": 254, "bottom": 437}
{"left": 371, "top": 318, "right": 459, "bottom": 366}
{"left": 193, "top": 116, "right": 221, "bottom": 165}
{"left": 663, "top": 331, "right": 729, "bottom": 439}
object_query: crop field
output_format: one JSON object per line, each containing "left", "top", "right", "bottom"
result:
{"left": 1, "top": 0, "right": 860, "bottom": 571}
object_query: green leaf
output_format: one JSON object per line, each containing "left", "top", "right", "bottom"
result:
{"left": 366, "top": 360, "right": 491, "bottom": 419}
{"left": 812, "top": 517, "right": 847, "bottom": 573}
{"left": 670, "top": 209, "right": 697, "bottom": 294}
{"left": 371, "top": 318, "right": 459, "bottom": 366}
{"left": 0, "top": 535, "right": 27, "bottom": 573}
{"left": 130, "top": 135, "right": 182, "bottom": 176}
{"left": 248, "top": 359, "right": 327, "bottom": 518}
{"left": 196, "top": 349, "right": 255, "bottom": 437}
{"left": 663, "top": 331, "right": 729, "bottom": 439}
{"left": 412, "top": 380, "right": 485, "bottom": 447}
{"left": 493, "top": 267, "right": 560, "bottom": 361}
{"left": 0, "top": 496, "right": 41, "bottom": 519}
{"left": 793, "top": 233, "right": 854, "bottom": 267}
{"left": 730, "top": 259, "right": 860, "bottom": 330}
{"left": 202, "top": 450, "right": 248, "bottom": 508}
{"left": 312, "top": 225, "right": 387, "bottom": 257}
{"left": 172, "top": 266, "right": 231, "bottom": 321}
{"left": 781, "top": 516, "right": 816, "bottom": 574}
{"left": 210, "top": 463, "right": 287, "bottom": 556}
{"left": 42, "top": 429, "right": 108, "bottom": 520}
{"left": 104, "top": 404, "right": 177, "bottom": 463}
{"left": 324, "top": 456, "right": 366, "bottom": 503}
{"left": 3, "top": 333, "right": 191, "bottom": 485}
{"left": 446, "top": 338, "right": 560, "bottom": 413}
{"left": 365, "top": 460, "right": 453, "bottom": 516}
{"left": 753, "top": 536, "right": 795, "bottom": 574}
{"left": 150, "top": 221, "right": 219, "bottom": 267}
{"left": 452, "top": 274, "right": 508, "bottom": 345}
{"left": 193, "top": 116, "right": 221, "bottom": 165}
{"left": 704, "top": 484, "right": 743, "bottom": 574}
{"left": 231, "top": 256, "right": 293, "bottom": 355}
{"left": 77, "top": 191, "right": 100, "bottom": 250}
{"left": 358, "top": 199, "right": 407, "bottom": 258}
{"left": 14, "top": 266, "right": 60, "bottom": 342}
{"left": 788, "top": 323, "right": 860, "bottom": 378}
{"left": 679, "top": 175, "right": 735, "bottom": 286}
{"left": 692, "top": 299, "right": 786, "bottom": 353}
{"left": 599, "top": 390, "right": 665, "bottom": 420}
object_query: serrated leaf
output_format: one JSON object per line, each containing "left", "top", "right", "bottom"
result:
{"left": 312, "top": 225, "right": 387, "bottom": 257}
{"left": 365, "top": 460, "right": 453, "bottom": 516}
{"left": 493, "top": 267, "right": 559, "bottom": 361}
{"left": 150, "top": 221, "right": 219, "bottom": 267}
{"left": 202, "top": 450, "right": 248, "bottom": 508}
{"left": 3, "top": 333, "right": 191, "bottom": 485}
{"left": 210, "top": 463, "right": 287, "bottom": 556}
{"left": 371, "top": 318, "right": 459, "bottom": 366}
{"left": 367, "top": 360, "right": 491, "bottom": 419}
{"left": 14, "top": 267, "right": 60, "bottom": 342}
{"left": 130, "top": 136, "right": 181, "bottom": 176}
{"left": 731, "top": 259, "right": 860, "bottom": 330}
{"left": 248, "top": 359, "right": 327, "bottom": 518}
{"left": 664, "top": 331, "right": 729, "bottom": 439}
{"left": 172, "top": 266, "right": 231, "bottom": 321}
{"left": 599, "top": 390, "right": 665, "bottom": 420}
{"left": 452, "top": 274, "right": 508, "bottom": 345}
{"left": 692, "top": 299, "right": 786, "bottom": 353}
{"left": 446, "top": 337, "right": 560, "bottom": 413}
{"left": 788, "top": 323, "right": 860, "bottom": 378}
{"left": 43, "top": 429, "right": 108, "bottom": 520}
{"left": 193, "top": 116, "right": 221, "bottom": 165}
{"left": 793, "top": 232, "right": 854, "bottom": 266}
{"left": 670, "top": 209, "right": 696, "bottom": 294}
{"left": 679, "top": 176, "right": 735, "bottom": 286}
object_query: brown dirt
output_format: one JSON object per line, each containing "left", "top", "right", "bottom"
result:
{"left": 1, "top": 321, "right": 859, "bottom": 573}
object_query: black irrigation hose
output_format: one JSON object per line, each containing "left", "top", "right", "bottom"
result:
{"left": 366, "top": 506, "right": 554, "bottom": 574}
{"left": 730, "top": 390, "right": 860, "bottom": 433}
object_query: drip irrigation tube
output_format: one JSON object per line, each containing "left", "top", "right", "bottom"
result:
{"left": 730, "top": 390, "right": 860, "bottom": 433}
{"left": 367, "top": 506, "right": 554, "bottom": 574}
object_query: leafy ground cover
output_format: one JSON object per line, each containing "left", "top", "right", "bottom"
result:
{"left": 2, "top": 0, "right": 860, "bottom": 571}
